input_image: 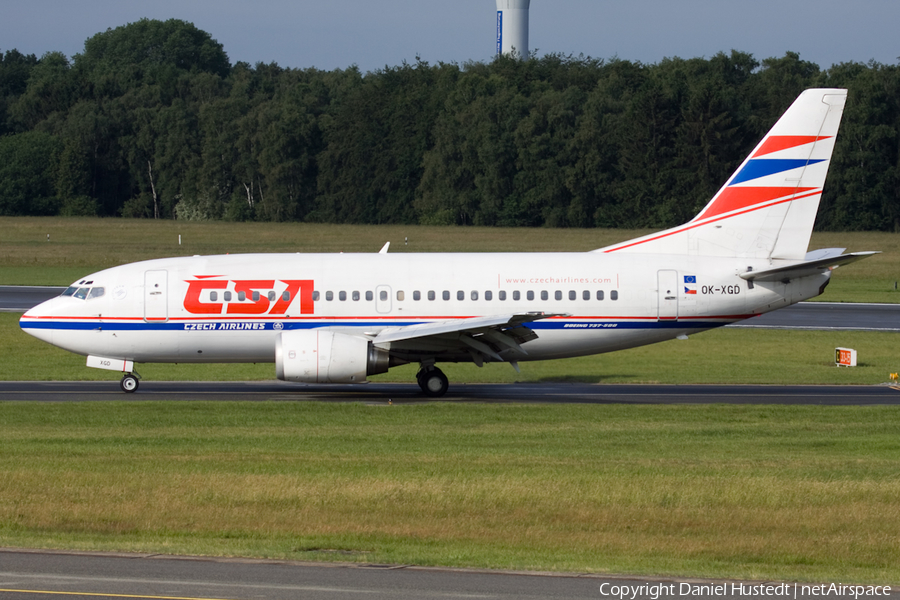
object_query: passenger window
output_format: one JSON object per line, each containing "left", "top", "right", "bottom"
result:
{"left": 443, "top": 291, "right": 450, "bottom": 301}
{"left": 352, "top": 291, "right": 360, "bottom": 301}
{"left": 527, "top": 291, "right": 534, "bottom": 301}
{"left": 268, "top": 291, "right": 276, "bottom": 302}
{"left": 428, "top": 291, "right": 435, "bottom": 301}
{"left": 312, "top": 291, "right": 320, "bottom": 301}
{"left": 457, "top": 291, "right": 464, "bottom": 301}
{"left": 237, "top": 291, "right": 246, "bottom": 301}
{"left": 283, "top": 291, "right": 291, "bottom": 301}
{"left": 326, "top": 291, "right": 334, "bottom": 301}
{"left": 583, "top": 290, "right": 590, "bottom": 301}
{"left": 366, "top": 291, "right": 373, "bottom": 301}
{"left": 597, "top": 290, "right": 604, "bottom": 301}
{"left": 210, "top": 291, "right": 218, "bottom": 302}
{"left": 339, "top": 291, "right": 347, "bottom": 301}
{"left": 611, "top": 290, "right": 619, "bottom": 301}
{"left": 380, "top": 290, "right": 388, "bottom": 301}
{"left": 513, "top": 291, "right": 520, "bottom": 301}
{"left": 499, "top": 291, "right": 506, "bottom": 301}
{"left": 397, "top": 291, "right": 405, "bottom": 301}
{"left": 252, "top": 291, "right": 260, "bottom": 302}
{"left": 568, "top": 291, "right": 576, "bottom": 301}
{"left": 413, "top": 291, "right": 421, "bottom": 301}
{"left": 471, "top": 291, "right": 478, "bottom": 301}
{"left": 555, "top": 291, "right": 562, "bottom": 301}
{"left": 485, "top": 291, "right": 492, "bottom": 301}
{"left": 223, "top": 291, "right": 232, "bottom": 302}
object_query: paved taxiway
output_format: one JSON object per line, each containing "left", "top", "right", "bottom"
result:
{"left": 1, "top": 380, "right": 898, "bottom": 404}
{"left": 0, "top": 286, "right": 64, "bottom": 312}
{"left": 6, "top": 549, "right": 896, "bottom": 600}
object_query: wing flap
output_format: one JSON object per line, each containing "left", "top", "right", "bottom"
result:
{"left": 372, "top": 312, "right": 562, "bottom": 344}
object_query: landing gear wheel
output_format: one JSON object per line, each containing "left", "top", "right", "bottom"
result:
{"left": 418, "top": 368, "right": 448, "bottom": 398}
{"left": 120, "top": 373, "right": 139, "bottom": 393}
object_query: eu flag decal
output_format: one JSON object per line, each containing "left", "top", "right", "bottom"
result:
{"left": 684, "top": 275, "right": 697, "bottom": 295}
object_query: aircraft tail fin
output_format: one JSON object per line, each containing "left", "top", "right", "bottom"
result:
{"left": 597, "top": 88, "right": 848, "bottom": 259}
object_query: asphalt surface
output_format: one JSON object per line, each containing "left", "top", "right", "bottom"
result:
{"left": 0, "top": 285, "right": 65, "bottom": 312}
{"left": 1, "top": 380, "right": 898, "bottom": 404}
{"left": 2, "top": 285, "right": 898, "bottom": 331}
{"left": 3, "top": 549, "right": 895, "bottom": 600}
{"left": 727, "top": 301, "right": 900, "bottom": 331}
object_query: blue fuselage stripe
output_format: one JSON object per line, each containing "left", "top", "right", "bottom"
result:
{"left": 20, "top": 319, "right": 734, "bottom": 332}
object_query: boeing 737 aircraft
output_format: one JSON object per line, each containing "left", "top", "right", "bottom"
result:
{"left": 20, "top": 88, "right": 876, "bottom": 396}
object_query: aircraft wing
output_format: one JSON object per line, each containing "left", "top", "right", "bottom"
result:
{"left": 371, "top": 312, "right": 565, "bottom": 365}
{"left": 740, "top": 249, "right": 879, "bottom": 283}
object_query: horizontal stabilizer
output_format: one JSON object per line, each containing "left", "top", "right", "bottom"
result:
{"left": 739, "top": 249, "right": 879, "bottom": 283}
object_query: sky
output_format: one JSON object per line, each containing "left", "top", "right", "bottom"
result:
{"left": 2, "top": 0, "right": 898, "bottom": 73}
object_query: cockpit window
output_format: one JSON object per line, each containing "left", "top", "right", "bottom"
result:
{"left": 64, "top": 286, "right": 104, "bottom": 300}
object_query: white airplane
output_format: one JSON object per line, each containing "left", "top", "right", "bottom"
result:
{"left": 20, "top": 88, "right": 876, "bottom": 396}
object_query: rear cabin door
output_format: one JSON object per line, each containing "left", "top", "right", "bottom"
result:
{"left": 657, "top": 270, "right": 678, "bottom": 321}
{"left": 144, "top": 270, "right": 168, "bottom": 322}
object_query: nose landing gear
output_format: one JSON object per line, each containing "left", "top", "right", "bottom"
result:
{"left": 120, "top": 372, "right": 140, "bottom": 393}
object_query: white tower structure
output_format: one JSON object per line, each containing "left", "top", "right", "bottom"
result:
{"left": 496, "top": 0, "right": 530, "bottom": 59}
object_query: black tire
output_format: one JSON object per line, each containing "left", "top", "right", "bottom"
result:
{"left": 120, "top": 374, "right": 139, "bottom": 393}
{"left": 420, "top": 368, "right": 449, "bottom": 398}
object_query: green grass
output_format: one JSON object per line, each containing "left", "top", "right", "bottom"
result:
{"left": 3, "top": 216, "right": 900, "bottom": 582}
{"left": 4, "top": 312, "right": 899, "bottom": 384}
{"left": 1, "top": 401, "right": 900, "bottom": 583}
{"left": 2, "top": 217, "right": 898, "bottom": 302}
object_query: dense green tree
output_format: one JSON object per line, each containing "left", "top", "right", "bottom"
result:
{"left": 0, "top": 49, "right": 38, "bottom": 134}
{"left": 820, "top": 61, "right": 900, "bottom": 231}
{"left": 0, "top": 131, "right": 63, "bottom": 215}
{"left": 1, "top": 19, "right": 897, "bottom": 231}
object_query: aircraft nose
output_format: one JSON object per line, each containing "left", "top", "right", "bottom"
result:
{"left": 19, "top": 297, "right": 62, "bottom": 344}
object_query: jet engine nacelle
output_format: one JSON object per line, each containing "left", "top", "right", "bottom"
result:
{"left": 275, "top": 329, "right": 389, "bottom": 383}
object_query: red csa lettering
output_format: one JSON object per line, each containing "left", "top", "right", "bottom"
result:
{"left": 270, "top": 280, "right": 314, "bottom": 315}
{"left": 183, "top": 277, "right": 315, "bottom": 315}
{"left": 184, "top": 279, "right": 228, "bottom": 314}
{"left": 227, "top": 280, "right": 275, "bottom": 315}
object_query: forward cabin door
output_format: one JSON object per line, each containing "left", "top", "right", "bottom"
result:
{"left": 144, "top": 270, "right": 168, "bottom": 322}
{"left": 657, "top": 270, "right": 678, "bottom": 321}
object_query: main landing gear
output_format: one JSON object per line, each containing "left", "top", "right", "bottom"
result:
{"left": 120, "top": 372, "right": 140, "bottom": 393}
{"left": 416, "top": 366, "right": 449, "bottom": 398}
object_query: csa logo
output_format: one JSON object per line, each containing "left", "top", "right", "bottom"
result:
{"left": 183, "top": 277, "right": 314, "bottom": 315}
{"left": 273, "top": 322, "right": 284, "bottom": 331}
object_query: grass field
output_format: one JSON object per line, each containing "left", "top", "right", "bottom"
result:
{"left": 2, "top": 216, "right": 898, "bottom": 303}
{"left": 2, "top": 312, "right": 899, "bottom": 385}
{"left": 1, "top": 401, "right": 900, "bottom": 583}
{"left": 2, "top": 216, "right": 900, "bottom": 582}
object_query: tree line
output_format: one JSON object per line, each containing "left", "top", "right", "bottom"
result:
{"left": 1, "top": 18, "right": 898, "bottom": 230}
